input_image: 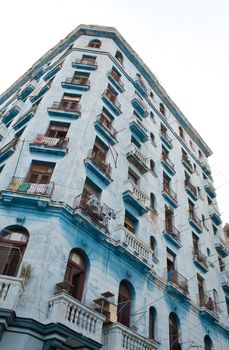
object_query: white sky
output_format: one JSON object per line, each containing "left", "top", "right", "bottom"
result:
{"left": 1, "top": 0, "right": 228, "bottom": 224}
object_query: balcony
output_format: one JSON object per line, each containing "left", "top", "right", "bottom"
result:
{"left": 220, "top": 271, "right": 229, "bottom": 293}
{"left": 2, "top": 177, "right": 54, "bottom": 207}
{"left": 192, "top": 249, "right": 208, "bottom": 272}
{"left": 182, "top": 154, "right": 193, "bottom": 174}
{"left": 48, "top": 291, "right": 105, "bottom": 343}
{"left": 160, "top": 130, "right": 173, "bottom": 149}
{"left": 2, "top": 102, "right": 23, "bottom": 127}
{"left": 197, "top": 292, "right": 219, "bottom": 321}
{"left": 161, "top": 154, "right": 176, "bottom": 176}
{"left": 204, "top": 179, "right": 216, "bottom": 199}
{"left": 129, "top": 117, "right": 149, "bottom": 143}
{"left": 115, "top": 225, "right": 151, "bottom": 267}
{"left": 213, "top": 236, "right": 229, "bottom": 258}
{"left": 48, "top": 101, "right": 81, "bottom": 119}
{"left": 84, "top": 149, "right": 112, "bottom": 185}
{"left": 165, "top": 268, "right": 189, "bottom": 300}
{"left": 29, "top": 134, "right": 69, "bottom": 156}
{"left": 122, "top": 180, "right": 149, "bottom": 215}
{"left": 94, "top": 114, "right": 117, "bottom": 145}
{"left": 0, "top": 138, "right": 18, "bottom": 163}
{"left": 200, "top": 161, "right": 212, "bottom": 176}
{"left": 61, "top": 77, "right": 90, "bottom": 91}
{"left": 74, "top": 191, "right": 114, "bottom": 231}
{"left": 102, "top": 90, "right": 121, "bottom": 116}
{"left": 188, "top": 210, "right": 202, "bottom": 233}
{"left": 162, "top": 183, "right": 178, "bottom": 209}
{"left": 0, "top": 275, "right": 24, "bottom": 310}
{"left": 126, "top": 144, "right": 149, "bottom": 174}
{"left": 133, "top": 77, "right": 148, "bottom": 98}
{"left": 30, "top": 82, "right": 50, "bottom": 104}
{"left": 209, "top": 204, "right": 222, "bottom": 226}
{"left": 131, "top": 95, "right": 148, "bottom": 118}
{"left": 12, "top": 106, "right": 36, "bottom": 133}
{"left": 107, "top": 71, "right": 125, "bottom": 93}
{"left": 184, "top": 179, "right": 198, "bottom": 201}
{"left": 18, "top": 80, "right": 36, "bottom": 101}
{"left": 72, "top": 58, "right": 97, "bottom": 71}
{"left": 103, "top": 323, "right": 159, "bottom": 350}
{"left": 163, "top": 221, "right": 181, "bottom": 248}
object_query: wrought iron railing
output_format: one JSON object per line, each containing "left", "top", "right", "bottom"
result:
{"left": 193, "top": 248, "right": 208, "bottom": 269}
{"left": 50, "top": 100, "right": 81, "bottom": 112}
{"left": 131, "top": 117, "right": 148, "bottom": 135}
{"left": 74, "top": 190, "right": 114, "bottom": 229}
{"left": 182, "top": 154, "right": 193, "bottom": 171}
{"left": 74, "top": 58, "right": 97, "bottom": 67}
{"left": 87, "top": 149, "right": 112, "bottom": 178}
{"left": 164, "top": 220, "right": 181, "bottom": 242}
{"left": 189, "top": 210, "right": 202, "bottom": 228}
{"left": 132, "top": 94, "right": 147, "bottom": 110}
{"left": 64, "top": 77, "right": 90, "bottom": 87}
{"left": 32, "top": 134, "right": 69, "bottom": 148}
{"left": 197, "top": 292, "right": 219, "bottom": 316}
{"left": 163, "top": 183, "right": 177, "bottom": 203}
{"left": 161, "top": 153, "right": 175, "bottom": 170}
{"left": 7, "top": 177, "right": 54, "bottom": 197}
{"left": 166, "top": 268, "right": 189, "bottom": 294}
{"left": 103, "top": 90, "right": 121, "bottom": 110}
{"left": 160, "top": 129, "right": 172, "bottom": 144}
{"left": 108, "top": 70, "right": 124, "bottom": 88}
{"left": 185, "top": 179, "right": 197, "bottom": 197}
{"left": 96, "top": 114, "right": 117, "bottom": 138}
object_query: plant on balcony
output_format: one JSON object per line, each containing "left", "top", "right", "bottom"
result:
{"left": 20, "top": 263, "right": 33, "bottom": 283}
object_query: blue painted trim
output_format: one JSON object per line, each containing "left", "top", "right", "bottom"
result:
{"left": 188, "top": 218, "right": 203, "bottom": 234}
{"left": 12, "top": 111, "right": 35, "bottom": 131}
{"left": 193, "top": 257, "right": 208, "bottom": 273}
{"left": 84, "top": 159, "right": 112, "bottom": 185}
{"left": 2, "top": 106, "right": 21, "bottom": 126}
{"left": 122, "top": 191, "right": 148, "bottom": 216}
{"left": 29, "top": 144, "right": 68, "bottom": 156}
{"left": 0, "top": 147, "right": 16, "bottom": 163}
{"left": 72, "top": 62, "right": 97, "bottom": 71}
{"left": 209, "top": 212, "right": 222, "bottom": 226}
{"left": 47, "top": 107, "right": 81, "bottom": 119}
{"left": 129, "top": 121, "right": 148, "bottom": 143}
{"left": 94, "top": 120, "right": 117, "bottom": 146}
{"left": 102, "top": 94, "right": 121, "bottom": 116}
{"left": 163, "top": 232, "right": 182, "bottom": 248}
{"left": 162, "top": 191, "right": 178, "bottom": 209}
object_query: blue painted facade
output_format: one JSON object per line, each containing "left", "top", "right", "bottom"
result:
{"left": 0, "top": 25, "right": 228, "bottom": 350}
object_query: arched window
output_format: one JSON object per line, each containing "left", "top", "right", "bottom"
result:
{"left": 150, "top": 236, "right": 157, "bottom": 258}
{"left": 150, "top": 91, "right": 154, "bottom": 99}
{"left": 160, "top": 103, "right": 165, "bottom": 116}
{"left": 204, "top": 335, "right": 213, "bottom": 350}
{"left": 179, "top": 126, "right": 184, "bottom": 139}
{"left": 150, "top": 193, "right": 156, "bottom": 211}
{"left": 149, "top": 306, "right": 157, "bottom": 340}
{"left": 150, "top": 132, "right": 156, "bottom": 145}
{"left": 198, "top": 150, "right": 203, "bottom": 159}
{"left": 117, "top": 280, "right": 132, "bottom": 327}
{"left": 64, "top": 249, "right": 86, "bottom": 301}
{"left": 0, "top": 226, "right": 29, "bottom": 277}
{"left": 150, "top": 111, "right": 155, "bottom": 123}
{"left": 169, "top": 313, "right": 180, "bottom": 350}
{"left": 88, "top": 39, "right": 101, "bottom": 49}
{"left": 115, "top": 51, "right": 123, "bottom": 64}
{"left": 213, "top": 289, "right": 218, "bottom": 308}
{"left": 150, "top": 159, "right": 156, "bottom": 175}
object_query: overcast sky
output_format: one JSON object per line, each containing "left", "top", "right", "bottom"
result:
{"left": 1, "top": 0, "right": 228, "bottom": 225}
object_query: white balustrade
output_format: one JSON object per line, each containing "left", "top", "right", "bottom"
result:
{"left": 103, "top": 323, "right": 158, "bottom": 350}
{"left": 0, "top": 275, "right": 24, "bottom": 309}
{"left": 124, "top": 180, "right": 149, "bottom": 206}
{"left": 48, "top": 292, "right": 105, "bottom": 342}
{"left": 129, "top": 144, "right": 148, "bottom": 165}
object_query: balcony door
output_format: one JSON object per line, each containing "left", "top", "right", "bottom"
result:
{"left": 27, "top": 162, "right": 55, "bottom": 184}
{"left": 72, "top": 73, "right": 89, "bottom": 85}
{"left": 197, "top": 274, "right": 205, "bottom": 306}
{"left": 59, "top": 94, "right": 81, "bottom": 110}
{"left": 117, "top": 280, "right": 131, "bottom": 327}
{"left": 92, "top": 139, "right": 107, "bottom": 163}
{"left": 165, "top": 206, "right": 173, "bottom": 231}
{"left": 106, "top": 86, "right": 117, "bottom": 103}
{"left": 169, "top": 313, "right": 180, "bottom": 350}
{"left": 46, "top": 122, "right": 69, "bottom": 138}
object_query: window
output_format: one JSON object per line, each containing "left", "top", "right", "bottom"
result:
{"left": 27, "top": 161, "right": 55, "bottom": 184}
{"left": 128, "top": 168, "right": 139, "bottom": 185}
{"left": 150, "top": 236, "right": 157, "bottom": 257}
{"left": 0, "top": 226, "right": 29, "bottom": 277}
{"left": 92, "top": 138, "right": 107, "bottom": 163}
{"left": 150, "top": 91, "right": 154, "bottom": 99}
{"left": 169, "top": 313, "right": 180, "bottom": 350}
{"left": 124, "top": 211, "right": 137, "bottom": 233}
{"left": 105, "top": 85, "right": 117, "bottom": 103}
{"left": 192, "top": 233, "right": 199, "bottom": 255}
{"left": 88, "top": 39, "right": 101, "bottom": 48}
{"left": 204, "top": 335, "right": 213, "bottom": 350}
{"left": 207, "top": 196, "right": 212, "bottom": 205}
{"left": 179, "top": 126, "right": 184, "bottom": 139}
{"left": 202, "top": 214, "right": 207, "bottom": 228}
{"left": 115, "top": 51, "right": 123, "bottom": 64}
{"left": 150, "top": 111, "right": 156, "bottom": 123}
{"left": 226, "top": 298, "right": 229, "bottom": 316}
{"left": 197, "top": 274, "right": 205, "bottom": 305}
{"left": 110, "top": 67, "right": 121, "bottom": 82}
{"left": 167, "top": 249, "right": 176, "bottom": 272}
{"left": 212, "top": 224, "right": 218, "bottom": 235}
{"left": 46, "top": 122, "right": 70, "bottom": 138}
{"left": 81, "top": 55, "right": 96, "bottom": 65}
{"left": 197, "top": 186, "right": 201, "bottom": 198}
{"left": 163, "top": 172, "right": 172, "bottom": 193}
{"left": 150, "top": 159, "right": 156, "bottom": 175}
{"left": 218, "top": 256, "right": 225, "bottom": 271}
{"left": 150, "top": 132, "right": 156, "bottom": 146}
{"left": 131, "top": 135, "right": 141, "bottom": 149}
{"left": 71, "top": 72, "right": 89, "bottom": 86}
{"left": 165, "top": 206, "right": 174, "bottom": 231}
{"left": 150, "top": 193, "right": 156, "bottom": 211}
{"left": 64, "top": 249, "right": 86, "bottom": 301}
{"left": 149, "top": 307, "right": 156, "bottom": 340}
{"left": 198, "top": 150, "right": 203, "bottom": 158}
{"left": 159, "top": 103, "right": 165, "bottom": 116}
{"left": 117, "top": 280, "right": 132, "bottom": 327}
{"left": 59, "top": 93, "right": 81, "bottom": 111}
{"left": 207, "top": 248, "right": 211, "bottom": 256}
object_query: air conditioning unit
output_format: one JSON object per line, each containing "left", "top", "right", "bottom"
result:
{"left": 93, "top": 291, "right": 117, "bottom": 324}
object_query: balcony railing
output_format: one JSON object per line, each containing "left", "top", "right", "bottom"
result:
{"left": 48, "top": 292, "right": 105, "bottom": 343}
{"left": 108, "top": 70, "right": 124, "bottom": 88}
{"left": 160, "top": 130, "right": 172, "bottom": 144}
{"left": 193, "top": 248, "right": 208, "bottom": 270}
{"left": 102, "top": 90, "right": 121, "bottom": 110}
{"left": 126, "top": 144, "right": 148, "bottom": 174}
{"left": 182, "top": 154, "right": 193, "bottom": 172}
{"left": 122, "top": 180, "right": 149, "bottom": 215}
{"left": 166, "top": 268, "right": 189, "bottom": 294}
{"left": 163, "top": 183, "right": 177, "bottom": 203}
{"left": 50, "top": 100, "right": 81, "bottom": 113}
{"left": 32, "top": 134, "right": 69, "bottom": 148}
{"left": 0, "top": 138, "right": 18, "bottom": 155}
{"left": 185, "top": 179, "right": 197, "bottom": 198}
{"left": 164, "top": 220, "right": 181, "bottom": 243}
{"left": 97, "top": 114, "right": 117, "bottom": 139}
{"left": 7, "top": 177, "right": 54, "bottom": 197}
{"left": 0, "top": 275, "right": 24, "bottom": 309}
{"left": 74, "top": 191, "right": 114, "bottom": 229}
{"left": 87, "top": 149, "right": 112, "bottom": 178}
{"left": 214, "top": 235, "right": 229, "bottom": 257}
{"left": 161, "top": 153, "right": 175, "bottom": 171}
{"left": 197, "top": 292, "right": 219, "bottom": 317}
{"left": 64, "top": 77, "right": 90, "bottom": 87}
{"left": 74, "top": 58, "right": 97, "bottom": 68}
{"left": 189, "top": 210, "right": 202, "bottom": 227}
{"left": 103, "top": 323, "right": 159, "bottom": 350}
